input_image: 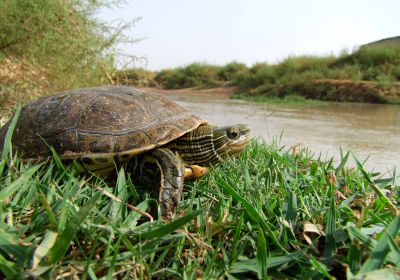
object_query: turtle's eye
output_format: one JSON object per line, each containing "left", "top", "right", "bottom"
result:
{"left": 227, "top": 128, "right": 239, "bottom": 140}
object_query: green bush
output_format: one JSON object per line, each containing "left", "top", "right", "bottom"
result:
{"left": 336, "top": 45, "right": 400, "bottom": 82}
{"left": 154, "top": 69, "right": 185, "bottom": 89}
{"left": 394, "top": 67, "right": 400, "bottom": 80}
{"left": 0, "top": 0, "right": 133, "bottom": 90}
{"left": 326, "top": 64, "right": 362, "bottom": 80}
{"left": 116, "top": 68, "right": 158, "bottom": 87}
{"left": 357, "top": 45, "right": 400, "bottom": 67}
{"left": 217, "top": 61, "right": 248, "bottom": 81}
{"left": 182, "top": 63, "right": 222, "bottom": 87}
{"left": 154, "top": 63, "right": 223, "bottom": 89}
{"left": 275, "top": 56, "right": 334, "bottom": 76}
{"left": 233, "top": 63, "right": 274, "bottom": 89}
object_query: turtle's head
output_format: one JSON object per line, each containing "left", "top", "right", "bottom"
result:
{"left": 212, "top": 124, "right": 250, "bottom": 159}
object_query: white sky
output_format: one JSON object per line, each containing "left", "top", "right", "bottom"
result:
{"left": 98, "top": 0, "right": 400, "bottom": 70}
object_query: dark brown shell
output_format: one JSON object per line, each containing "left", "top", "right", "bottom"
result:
{"left": 0, "top": 86, "right": 205, "bottom": 160}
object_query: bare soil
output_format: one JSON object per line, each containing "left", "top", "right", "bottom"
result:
{"left": 0, "top": 56, "right": 49, "bottom": 110}
{"left": 138, "top": 85, "right": 236, "bottom": 98}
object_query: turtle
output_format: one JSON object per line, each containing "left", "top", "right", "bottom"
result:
{"left": 0, "top": 86, "right": 250, "bottom": 216}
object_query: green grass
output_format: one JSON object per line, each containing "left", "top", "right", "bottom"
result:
{"left": 232, "top": 92, "right": 328, "bottom": 106}
{"left": 0, "top": 122, "right": 399, "bottom": 278}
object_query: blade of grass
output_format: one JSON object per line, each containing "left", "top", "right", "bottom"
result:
{"left": 0, "top": 107, "right": 21, "bottom": 175}
{"left": 80, "top": 238, "right": 99, "bottom": 280}
{"left": 32, "top": 230, "right": 58, "bottom": 269}
{"left": 203, "top": 241, "right": 220, "bottom": 278}
{"left": 49, "top": 194, "right": 100, "bottom": 264}
{"left": 323, "top": 197, "right": 336, "bottom": 268}
{"left": 49, "top": 146, "right": 66, "bottom": 173}
{"left": 369, "top": 183, "right": 399, "bottom": 216}
{"left": 353, "top": 268, "right": 400, "bottom": 280}
{"left": 0, "top": 164, "right": 42, "bottom": 201}
{"left": 151, "top": 246, "right": 171, "bottom": 274}
{"left": 0, "top": 228, "right": 32, "bottom": 267}
{"left": 347, "top": 223, "right": 375, "bottom": 248}
{"left": 110, "top": 168, "right": 128, "bottom": 220}
{"left": 335, "top": 150, "right": 350, "bottom": 175}
{"left": 218, "top": 179, "right": 288, "bottom": 253}
{"left": 283, "top": 192, "right": 297, "bottom": 226}
{"left": 106, "top": 235, "right": 122, "bottom": 280}
{"left": 135, "top": 209, "right": 203, "bottom": 239}
{"left": 348, "top": 244, "right": 361, "bottom": 274}
{"left": 347, "top": 223, "right": 399, "bottom": 265}
{"left": 230, "top": 212, "right": 244, "bottom": 265}
{"left": 0, "top": 253, "right": 19, "bottom": 279}
{"left": 230, "top": 252, "right": 302, "bottom": 274}
{"left": 257, "top": 228, "right": 268, "bottom": 279}
{"left": 358, "top": 215, "right": 400, "bottom": 273}
{"left": 37, "top": 192, "right": 58, "bottom": 228}
{"left": 387, "top": 234, "right": 400, "bottom": 268}
{"left": 310, "top": 256, "right": 334, "bottom": 280}
{"left": 351, "top": 151, "right": 372, "bottom": 184}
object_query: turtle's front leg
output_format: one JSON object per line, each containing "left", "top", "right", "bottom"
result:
{"left": 140, "top": 148, "right": 185, "bottom": 217}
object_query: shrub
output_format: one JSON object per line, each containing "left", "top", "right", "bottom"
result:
{"left": 154, "top": 63, "right": 222, "bottom": 89}
{"left": 116, "top": 68, "right": 158, "bottom": 87}
{"left": 357, "top": 45, "right": 400, "bottom": 67}
{"left": 334, "top": 45, "right": 400, "bottom": 81}
{"left": 0, "top": 0, "right": 134, "bottom": 91}
{"left": 217, "top": 62, "right": 248, "bottom": 81}
{"left": 234, "top": 63, "right": 275, "bottom": 89}
{"left": 326, "top": 64, "right": 362, "bottom": 80}
{"left": 276, "top": 56, "right": 335, "bottom": 76}
{"left": 181, "top": 63, "right": 222, "bottom": 87}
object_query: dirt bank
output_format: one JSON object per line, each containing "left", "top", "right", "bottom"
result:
{"left": 140, "top": 80, "right": 400, "bottom": 104}
{"left": 138, "top": 85, "right": 236, "bottom": 98}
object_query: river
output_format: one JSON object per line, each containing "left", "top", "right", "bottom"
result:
{"left": 168, "top": 92, "right": 400, "bottom": 174}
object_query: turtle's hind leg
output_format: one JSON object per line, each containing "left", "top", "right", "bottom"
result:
{"left": 134, "top": 148, "right": 185, "bottom": 217}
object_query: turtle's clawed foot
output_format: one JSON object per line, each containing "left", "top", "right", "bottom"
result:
{"left": 184, "top": 165, "right": 209, "bottom": 180}
{"left": 160, "top": 187, "right": 183, "bottom": 218}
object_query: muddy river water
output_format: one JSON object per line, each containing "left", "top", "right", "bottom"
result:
{"left": 168, "top": 93, "right": 400, "bottom": 174}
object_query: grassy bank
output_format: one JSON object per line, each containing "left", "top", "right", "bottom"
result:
{"left": 118, "top": 40, "right": 400, "bottom": 104}
{"left": 232, "top": 92, "right": 328, "bottom": 106}
{"left": 1, "top": 115, "right": 399, "bottom": 278}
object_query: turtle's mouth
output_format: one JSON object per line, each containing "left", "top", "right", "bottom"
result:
{"left": 229, "top": 138, "right": 250, "bottom": 155}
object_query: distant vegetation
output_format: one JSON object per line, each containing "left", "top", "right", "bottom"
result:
{"left": 119, "top": 39, "right": 400, "bottom": 104}
{"left": 1, "top": 2, "right": 399, "bottom": 107}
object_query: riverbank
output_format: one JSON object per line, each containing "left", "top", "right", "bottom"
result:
{"left": 139, "top": 84, "right": 236, "bottom": 97}
{"left": 139, "top": 83, "right": 399, "bottom": 106}
{"left": 141, "top": 85, "right": 328, "bottom": 105}
{"left": 119, "top": 40, "right": 400, "bottom": 104}
{"left": 125, "top": 72, "right": 400, "bottom": 105}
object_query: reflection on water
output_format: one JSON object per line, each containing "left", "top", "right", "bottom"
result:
{"left": 169, "top": 93, "right": 400, "bottom": 173}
